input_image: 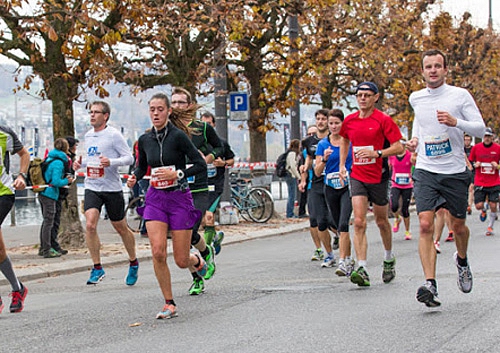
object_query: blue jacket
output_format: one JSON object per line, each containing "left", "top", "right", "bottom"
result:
{"left": 40, "top": 149, "right": 69, "bottom": 201}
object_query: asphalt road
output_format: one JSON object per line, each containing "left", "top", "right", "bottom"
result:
{"left": 1, "top": 211, "right": 500, "bottom": 353}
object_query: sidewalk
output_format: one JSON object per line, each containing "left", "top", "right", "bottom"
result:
{"left": 1, "top": 200, "right": 310, "bottom": 285}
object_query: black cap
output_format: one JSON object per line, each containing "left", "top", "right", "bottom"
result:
{"left": 65, "top": 136, "right": 79, "bottom": 148}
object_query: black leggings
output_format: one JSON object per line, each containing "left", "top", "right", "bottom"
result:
{"left": 390, "top": 187, "right": 413, "bottom": 218}
{"left": 324, "top": 185, "right": 352, "bottom": 233}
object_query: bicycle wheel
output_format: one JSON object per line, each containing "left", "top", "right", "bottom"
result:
{"left": 125, "top": 196, "right": 145, "bottom": 233}
{"left": 246, "top": 188, "right": 274, "bottom": 223}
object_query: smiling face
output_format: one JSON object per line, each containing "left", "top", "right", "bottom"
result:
{"left": 422, "top": 54, "right": 448, "bottom": 89}
{"left": 328, "top": 115, "right": 343, "bottom": 136}
{"left": 149, "top": 98, "right": 171, "bottom": 130}
{"left": 315, "top": 113, "right": 328, "bottom": 134}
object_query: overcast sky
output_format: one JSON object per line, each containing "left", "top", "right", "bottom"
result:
{"left": 438, "top": 0, "right": 498, "bottom": 30}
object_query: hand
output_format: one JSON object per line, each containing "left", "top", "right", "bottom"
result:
{"left": 73, "top": 157, "right": 82, "bottom": 171}
{"left": 13, "top": 175, "right": 26, "bottom": 191}
{"left": 323, "top": 147, "right": 332, "bottom": 161}
{"left": 436, "top": 110, "right": 457, "bottom": 127}
{"left": 406, "top": 138, "right": 418, "bottom": 153}
{"left": 126, "top": 174, "right": 137, "bottom": 188}
{"left": 213, "top": 157, "right": 226, "bottom": 167}
{"left": 99, "top": 155, "right": 110, "bottom": 167}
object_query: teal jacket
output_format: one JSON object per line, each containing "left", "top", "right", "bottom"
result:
{"left": 40, "top": 149, "right": 69, "bottom": 201}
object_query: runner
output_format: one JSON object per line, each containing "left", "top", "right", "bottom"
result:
{"left": 469, "top": 127, "right": 500, "bottom": 236}
{"left": 0, "top": 125, "right": 30, "bottom": 313}
{"left": 73, "top": 101, "right": 139, "bottom": 286}
{"left": 388, "top": 142, "right": 414, "bottom": 240}
{"left": 407, "top": 49, "right": 485, "bottom": 307}
{"left": 314, "top": 109, "right": 355, "bottom": 277}
{"left": 339, "top": 81, "right": 403, "bottom": 287}
{"left": 299, "top": 109, "right": 336, "bottom": 267}
{"left": 127, "top": 92, "right": 207, "bottom": 319}
{"left": 170, "top": 87, "right": 223, "bottom": 295}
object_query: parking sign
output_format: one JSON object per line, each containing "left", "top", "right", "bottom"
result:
{"left": 229, "top": 92, "right": 249, "bottom": 121}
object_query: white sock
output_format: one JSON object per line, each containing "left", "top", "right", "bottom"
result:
{"left": 489, "top": 212, "right": 496, "bottom": 228}
{"left": 384, "top": 250, "right": 394, "bottom": 261}
{"left": 358, "top": 260, "right": 367, "bottom": 268}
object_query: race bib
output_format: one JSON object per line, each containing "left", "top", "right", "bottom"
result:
{"left": 424, "top": 134, "right": 452, "bottom": 158}
{"left": 326, "top": 172, "right": 349, "bottom": 189}
{"left": 353, "top": 146, "right": 375, "bottom": 165}
{"left": 86, "top": 154, "right": 104, "bottom": 179}
{"left": 186, "top": 163, "right": 195, "bottom": 183}
{"left": 150, "top": 166, "right": 178, "bottom": 189}
{"left": 207, "top": 164, "right": 217, "bottom": 178}
{"left": 480, "top": 162, "right": 495, "bottom": 175}
{"left": 394, "top": 173, "right": 411, "bottom": 185}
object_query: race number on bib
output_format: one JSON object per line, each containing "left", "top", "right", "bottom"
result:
{"left": 326, "top": 172, "right": 349, "bottom": 189}
{"left": 394, "top": 173, "right": 411, "bottom": 185}
{"left": 353, "top": 146, "right": 375, "bottom": 165}
{"left": 150, "top": 166, "right": 178, "bottom": 189}
{"left": 424, "top": 135, "right": 452, "bottom": 158}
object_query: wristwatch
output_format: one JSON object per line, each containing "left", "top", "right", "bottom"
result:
{"left": 376, "top": 150, "right": 383, "bottom": 158}
{"left": 176, "top": 169, "right": 185, "bottom": 180}
{"left": 19, "top": 172, "right": 28, "bottom": 180}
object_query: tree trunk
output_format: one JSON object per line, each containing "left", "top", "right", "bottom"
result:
{"left": 44, "top": 75, "right": 86, "bottom": 248}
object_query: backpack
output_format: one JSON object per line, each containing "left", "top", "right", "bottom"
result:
{"left": 275, "top": 150, "right": 290, "bottom": 178}
{"left": 27, "top": 157, "right": 56, "bottom": 192}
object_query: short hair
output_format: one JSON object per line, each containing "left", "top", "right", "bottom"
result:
{"left": 315, "top": 109, "right": 329, "bottom": 118}
{"left": 65, "top": 136, "right": 79, "bottom": 148}
{"left": 54, "top": 137, "right": 69, "bottom": 154}
{"left": 149, "top": 92, "right": 171, "bottom": 108}
{"left": 328, "top": 108, "right": 345, "bottom": 121}
{"left": 172, "top": 87, "right": 192, "bottom": 104}
{"left": 422, "top": 49, "right": 448, "bottom": 68}
{"left": 201, "top": 111, "right": 215, "bottom": 125}
{"left": 90, "top": 101, "right": 110, "bottom": 115}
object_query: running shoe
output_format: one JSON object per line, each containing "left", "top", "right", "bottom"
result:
{"left": 486, "top": 227, "right": 494, "bottom": 236}
{"left": 332, "top": 236, "right": 339, "bottom": 251}
{"left": 392, "top": 216, "right": 401, "bottom": 233}
{"left": 434, "top": 241, "right": 441, "bottom": 254}
{"left": 311, "top": 249, "right": 324, "bottom": 261}
{"left": 480, "top": 209, "right": 487, "bottom": 222}
{"left": 335, "top": 261, "right": 348, "bottom": 276}
{"left": 467, "top": 206, "right": 472, "bottom": 215}
{"left": 9, "top": 283, "right": 28, "bottom": 313}
{"left": 87, "top": 268, "right": 105, "bottom": 285}
{"left": 445, "top": 232, "right": 454, "bottom": 242}
{"left": 416, "top": 281, "right": 441, "bottom": 307}
{"left": 204, "top": 245, "right": 216, "bottom": 280}
{"left": 156, "top": 303, "right": 178, "bottom": 319}
{"left": 454, "top": 252, "right": 473, "bottom": 293}
{"left": 192, "top": 251, "right": 207, "bottom": 277}
{"left": 345, "top": 259, "right": 355, "bottom": 277}
{"left": 0, "top": 296, "right": 4, "bottom": 314}
{"left": 382, "top": 257, "right": 396, "bottom": 283}
{"left": 43, "top": 248, "right": 62, "bottom": 258}
{"left": 126, "top": 264, "right": 139, "bottom": 286}
{"left": 213, "top": 231, "right": 225, "bottom": 255}
{"left": 350, "top": 266, "right": 370, "bottom": 287}
{"left": 189, "top": 277, "right": 205, "bottom": 295}
{"left": 321, "top": 255, "right": 336, "bottom": 268}
{"left": 404, "top": 231, "right": 412, "bottom": 240}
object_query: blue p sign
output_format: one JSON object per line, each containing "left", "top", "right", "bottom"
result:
{"left": 229, "top": 92, "right": 249, "bottom": 121}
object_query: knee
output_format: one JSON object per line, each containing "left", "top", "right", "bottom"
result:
{"left": 419, "top": 218, "right": 433, "bottom": 236}
{"left": 353, "top": 217, "right": 366, "bottom": 231}
{"left": 173, "top": 253, "right": 190, "bottom": 269}
{"left": 86, "top": 223, "right": 98, "bottom": 234}
{"left": 205, "top": 211, "right": 214, "bottom": 226}
{"left": 151, "top": 246, "right": 167, "bottom": 264}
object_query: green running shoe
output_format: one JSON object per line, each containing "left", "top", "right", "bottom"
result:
{"left": 350, "top": 266, "right": 370, "bottom": 287}
{"left": 203, "top": 245, "right": 216, "bottom": 280}
{"left": 382, "top": 257, "right": 396, "bottom": 283}
{"left": 189, "top": 277, "right": 205, "bottom": 295}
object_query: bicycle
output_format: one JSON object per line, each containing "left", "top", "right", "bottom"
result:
{"left": 230, "top": 173, "right": 274, "bottom": 223}
{"left": 125, "top": 195, "right": 145, "bottom": 233}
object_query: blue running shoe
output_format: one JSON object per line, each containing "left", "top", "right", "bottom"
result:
{"left": 480, "top": 209, "right": 487, "bottom": 222}
{"left": 213, "top": 231, "right": 224, "bottom": 255}
{"left": 126, "top": 264, "right": 139, "bottom": 286}
{"left": 87, "top": 268, "right": 105, "bottom": 285}
{"left": 156, "top": 303, "right": 178, "bottom": 319}
{"left": 191, "top": 250, "right": 207, "bottom": 277}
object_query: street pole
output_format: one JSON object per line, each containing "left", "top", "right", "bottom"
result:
{"left": 214, "top": 25, "right": 230, "bottom": 202}
{"left": 288, "top": 14, "right": 300, "bottom": 141}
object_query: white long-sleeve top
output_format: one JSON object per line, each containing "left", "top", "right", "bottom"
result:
{"left": 286, "top": 151, "right": 301, "bottom": 179}
{"left": 82, "top": 125, "right": 134, "bottom": 192}
{"left": 409, "top": 83, "right": 485, "bottom": 174}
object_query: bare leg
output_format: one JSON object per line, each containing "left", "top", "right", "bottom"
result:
{"left": 418, "top": 210, "right": 437, "bottom": 279}
{"left": 111, "top": 218, "right": 137, "bottom": 261}
{"left": 351, "top": 195, "right": 368, "bottom": 262}
{"left": 85, "top": 209, "right": 102, "bottom": 264}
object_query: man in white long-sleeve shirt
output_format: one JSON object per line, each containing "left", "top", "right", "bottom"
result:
{"left": 407, "top": 49, "right": 485, "bottom": 307}
{"left": 73, "top": 101, "right": 138, "bottom": 286}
